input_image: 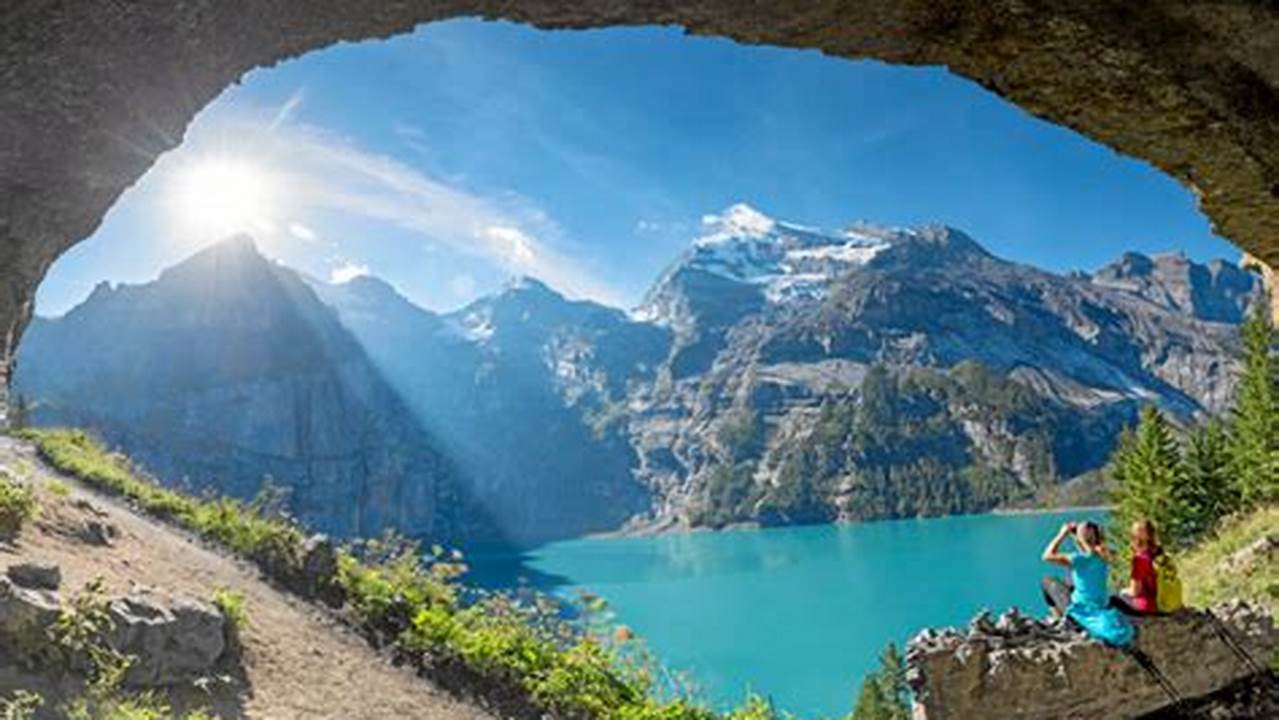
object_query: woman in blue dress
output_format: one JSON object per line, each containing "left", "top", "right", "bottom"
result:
{"left": 1040, "top": 521, "right": 1134, "bottom": 647}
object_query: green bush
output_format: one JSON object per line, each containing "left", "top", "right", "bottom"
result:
{"left": 211, "top": 588, "right": 247, "bottom": 632}
{"left": 18, "top": 428, "right": 876, "bottom": 720}
{"left": 0, "top": 470, "right": 37, "bottom": 540}
{"left": 19, "top": 430, "right": 734, "bottom": 718}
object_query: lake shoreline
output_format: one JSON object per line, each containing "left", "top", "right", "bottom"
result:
{"left": 588, "top": 506, "right": 1109, "bottom": 541}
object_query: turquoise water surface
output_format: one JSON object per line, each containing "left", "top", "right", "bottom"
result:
{"left": 473, "top": 510, "right": 1105, "bottom": 718}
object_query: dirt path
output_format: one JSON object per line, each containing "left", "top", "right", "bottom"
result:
{"left": 0, "top": 435, "right": 495, "bottom": 720}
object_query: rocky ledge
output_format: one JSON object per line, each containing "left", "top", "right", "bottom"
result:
{"left": 0, "top": 562, "right": 230, "bottom": 687}
{"left": 906, "top": 602, "right": 1277, "bottom": 719}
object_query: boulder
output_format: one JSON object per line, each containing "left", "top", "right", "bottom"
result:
{"left": 6, "top": 562, "right": 61, "bottom": 590}
{"left": 0, "top": 576, "right": 61, "bottom": 644}
{"left": 107, "top": 592, "right": 227, "bottom": 687}
{"left": 907, "top": 603, "right": 1277, "bottom": 720}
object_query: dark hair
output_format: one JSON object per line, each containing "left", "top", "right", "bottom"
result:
{"left": 1079, "top": 521, "right": 1103, "bottom": 548}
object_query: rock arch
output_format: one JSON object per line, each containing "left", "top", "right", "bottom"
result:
{"left": 2, "top": 1, "right": 1277, "bottom": 417}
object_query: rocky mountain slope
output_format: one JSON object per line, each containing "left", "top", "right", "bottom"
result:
{"left": 619, "top": 205, "right": 1257, "bottom": 528}
{"left": 14, "top": 238, "right": 494, "bottom": 543}
{"left": 14, "top": 207, "right": 1262, "bottom": 542}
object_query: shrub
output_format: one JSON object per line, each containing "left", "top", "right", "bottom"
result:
{"left": 17, "top": 428, "right": 825, "bottom": 720}
{"left": 0, "top": 691, "right": 42, "bottom": 720}
{"left": 0, "top": 470, "right": 37, "bottom": 540}
{"left": 211, "top": 588, "right": 247, "bottom": 632}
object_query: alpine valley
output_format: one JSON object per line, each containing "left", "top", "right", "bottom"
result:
{"left": 14, "top": 204, "right": 1261, "bottom": 546}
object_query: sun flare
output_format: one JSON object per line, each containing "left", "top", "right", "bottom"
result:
{"left": 171, "top": 157, "right": 278, "bottom": 239}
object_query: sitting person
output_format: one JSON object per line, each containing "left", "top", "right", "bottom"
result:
{"left": 1111, "top": 519, "right": 1161, "bottom": 615}
{"left": 1041, "top": 520, "right": 1134, "bottom": 647}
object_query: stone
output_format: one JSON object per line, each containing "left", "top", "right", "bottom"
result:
{"left": 1221, "top": 534, "right": 1278, "bottom": 575}
{"left": 908, "top": 602, "right": 1278, "bottom": 719}
{"left": 106, "top": 592, "right": 228, "bottom": 687}
{"left": 78, "top": 518, "right": 118, "bottom": 546}
{"left": 300, "top": 534, "right": 345, "bottom": 608}
{"left": 0, "top": 576, "right": 61, "bottom": 641}
{"left": 5, "top": 562, "right": 61, "bottom": 590}
{"left": 2, "top": 1, "right": 1279, "bottom": 426}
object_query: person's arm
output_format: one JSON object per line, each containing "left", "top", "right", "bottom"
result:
{"left": 1126, "top": 555, "right": 1140, "bottom": 596}
{"left": 1042, "top": 522, "right": 1074, "bottom": 568}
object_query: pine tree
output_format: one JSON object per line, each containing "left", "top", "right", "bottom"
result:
{"left": 1179, "top": 421, "right": 1237, "bottom": 536}
{"left": 850, "top": 643, "right": 910, "bottom": 720}
{"left": 1109, "top": 406, "right": 1187, "bottom": 548}
{"left": 1227, "top": 297, "right": 1278, "bottom": 508}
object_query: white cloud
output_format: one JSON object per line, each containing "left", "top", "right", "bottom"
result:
{"left": 269, "top": 90, "right": 305, "bottom": 131}
{"left": 165, "top": 107, "right": 625, "bottom": 307}
{"left": 330, "top": 261, "right": 370, "bottom": 284}
{"left": 392, "top": 121, "right": 426, "bottom": 139}
{"left": 288, "top": 221, "right": 318, "bottom": 242}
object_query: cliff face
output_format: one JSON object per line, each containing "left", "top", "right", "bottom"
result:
{"left": 313, "top": 276, "right": 663, "bottom": 545}
{"left": 14, "top": 237, "right": 489, "bottom": 543}
{"left": 622, "top": 207, "right": 1259, "bottom": 529}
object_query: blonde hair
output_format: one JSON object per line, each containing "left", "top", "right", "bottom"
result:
{"left": 1130, "top": 519, "right": 1160, "bottom": 554}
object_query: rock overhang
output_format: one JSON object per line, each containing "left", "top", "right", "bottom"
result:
{"left": 1, "top": 1, "right": 1277, "bottom": 411}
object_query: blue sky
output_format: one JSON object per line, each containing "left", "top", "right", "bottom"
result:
{"left": 37, "top": 19, "right": 1238, "bottom": 316}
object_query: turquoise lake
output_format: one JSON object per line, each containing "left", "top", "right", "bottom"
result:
{"left": 471, "top": 510, "right": 1105, "bottom": 718}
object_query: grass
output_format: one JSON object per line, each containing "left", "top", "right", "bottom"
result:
{"left": 211, "top": 588, "right": 248, "bottom": 633}
{"left": 46, "top": 478, "right": 72, "bottom": 497}
{"left": 18, "top": 428, "right": 806, "bottom": 720}
{"left": 1178, "top": 504, "right": 1278, "bottom": 617}
{"left": 0, "top": 468, "right": 38, "bottom": 540}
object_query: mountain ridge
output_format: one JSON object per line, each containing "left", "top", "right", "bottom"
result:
{"left": 15, "top": 207, "right": 1263, "bottom": 542}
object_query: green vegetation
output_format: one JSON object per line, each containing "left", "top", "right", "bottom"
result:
{"left": 46, "top": 477, "right": 72, "bottom": 497}
{"left": 0, "top": 690, "right": 42, "bottom": 720}
{"left": 2, "top": 578, "right": 216, "bottom": 720}
{"left": 697, "top": 362, "right": 1068, "bottom": 527}
{"left": 1228, "top": 300, "right": 1279, "bottom": 507}
{"left": 1178, "top": 504, "right": 1278, "bottom": 617}
{"left": 1108, "top": 407, "right": 1192, "bottom": 548}
{"left": 211, "top": 588, "right": 247, "bottom": 634}
{"left": 1109, "top": 295, "right": 1276, "bottom": 586}
{"left": 19, "top": 427, "right": 866, "bottom": 719}
{"left": 850, "top": 644, "right": 909, "bottom": 720}
{"left": 0, "top": 469, "right": 37, "bottom": 540}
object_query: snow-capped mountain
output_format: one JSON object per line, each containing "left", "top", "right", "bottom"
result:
{"left": 636, "top": 203, "right": 988, "bottom": 324}
{"left": 14, "top": 206, "right": 1265, "bottom": 541}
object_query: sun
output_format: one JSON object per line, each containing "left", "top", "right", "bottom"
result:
{"left": 171, "top": 156, "right": 278, "bottom": 239}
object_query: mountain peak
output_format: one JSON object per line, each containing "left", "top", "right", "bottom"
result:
{"left": 499, "top": 275, "right": 563, "bottom": 299}
{"left": 696, "top": 203, "right": 778, "bottom": 246}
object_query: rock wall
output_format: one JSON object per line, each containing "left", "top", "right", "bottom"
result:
{"left": 907, "top": 603, "right": 1277, "bottom": 720}
{"left": 2, "top": 1, "right": 1278, "bottom": 422}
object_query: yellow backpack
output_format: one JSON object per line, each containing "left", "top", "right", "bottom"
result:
{"left": 1154, "top": 552, "right": 1184, "bottom": 613}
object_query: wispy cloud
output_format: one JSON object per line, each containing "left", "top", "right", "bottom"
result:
{"left": 288, "top": 221, "right": 319, "bottom": 242}
{"left": 169, "top": 106, "right": 624, "bottom": 306}
{"left": 269, "top": 89, "right": 306, "bottom": 131}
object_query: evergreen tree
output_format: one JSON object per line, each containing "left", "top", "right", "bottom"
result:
{"left": 1179, "top": 421, "right": 1237, "bottom": 536}
{"left": 1227, "top": 298, "right": 1278, "bottom": 508}
{"left": 850, "top": 643, "right": 910, "bottom": 720}
{"left": 1109, "top": 406, "right": 1187, "bottom": 548}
